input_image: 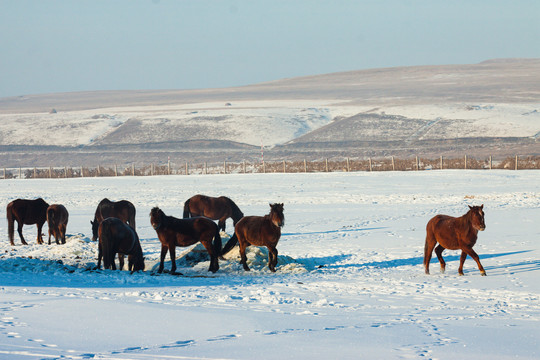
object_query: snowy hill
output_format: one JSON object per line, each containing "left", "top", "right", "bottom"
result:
{"left": 0, "top": 59, "right": 539, "bottom": 166}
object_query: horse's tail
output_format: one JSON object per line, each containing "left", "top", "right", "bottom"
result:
{"left": 47, "top": 207, "right": 56, "bottom": 227}
{"left": 213, "top": 226, "right": 222, "bottom": 257}
{"left": 6, "top": 202, "right": 14, "bottom": 244}
{"left": 220, "top": 232, "right": 238, "bottom": 256}
{"left": 183, "top": 199, "right": 191, "bottom": 218}
{"left": 101, "top": 221, "right": 113, "bottom": 270}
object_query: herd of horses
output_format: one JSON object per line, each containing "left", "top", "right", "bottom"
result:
{"left": 5, "top": 195, "right": 488, "bottom": 276}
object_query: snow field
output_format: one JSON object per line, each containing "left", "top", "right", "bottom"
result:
{"left": 0, "top": 170, "right": 538, "bottom": 359}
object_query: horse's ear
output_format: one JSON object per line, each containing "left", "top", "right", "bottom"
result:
{"left": 480, "top": 204, "right": 484, "bottom": 209}
{"left": 468, "top": 205, "right": 473, "bottom": 210}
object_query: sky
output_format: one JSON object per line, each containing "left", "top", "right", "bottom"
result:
{"left": 1, "top": 0, "right": 539, "bottom": 98}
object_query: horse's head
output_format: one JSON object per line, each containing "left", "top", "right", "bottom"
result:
{"left": 150, "top": 207, "right": 164, "bottom": 230}
{"left": 130, "top": 255, "right": 145, "bottom": 273}
{"left": 468, "top": 204, "right": 485, "bottom": 231}
{"left": 91, "top": 220, "right": 99, "bottom": 241}
{"left": 269, "top": 203, "right": 285, "bottom": 228}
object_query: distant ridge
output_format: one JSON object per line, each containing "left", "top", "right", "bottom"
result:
{"left": 1, "top": 58, "right": 539, "bottom": 113}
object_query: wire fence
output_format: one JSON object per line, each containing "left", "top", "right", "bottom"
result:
{"left": 1, "top": 155, "right": 538, "bottom": 179}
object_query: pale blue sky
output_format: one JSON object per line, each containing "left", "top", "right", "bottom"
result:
{"left": 1, "top": 0, "right": 539, "bottom": 97}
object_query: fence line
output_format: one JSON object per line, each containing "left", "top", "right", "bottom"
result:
{"left": 1, "top": 155, "right": 538, "bottom": 179}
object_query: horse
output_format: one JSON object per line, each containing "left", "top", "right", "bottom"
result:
{"left": 97, "top": 217, "right": 144, "bottom": 273}
{"left": 47, "top": 204, "right": 69, "bottom": 245}
{"left": 7, "top": 198, "right": 49, "bottom": 245}
{"left": 150, "top": 207, "right": 221, "bottom": 274}
{"left": 91, "top": 198, "right": 136, "bottom": 241}
{"left": 424, "top": 205, "right": 487, "bottom": 276}
{"left": 221, "top": 203, "right": 284, "bottom": 272}
{"left": 183, "top": 194, "right": 244, "bottom": 232}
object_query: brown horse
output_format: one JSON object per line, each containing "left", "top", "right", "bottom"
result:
{"left": 7, "top": 198, "right": 49, "bottom": 245}
{"left": 221, "top": 203, "right": 284, "bottom": 272}
{"left": 424, "top": 205, "right": 487, "bottom": 276}
{"left": 97, "top": 217, "right": 144, "bottom": 273}
{"left": 183, "top": 194, "right": 244, "bottom": 232}
{"left": 91, "top": 198, "right": 136, "bottom": 241}
{"left": 47, "top": 204, "right": 69, "bottom": 245}
{"left": 150, "top": 207, "right": 221, "bottom": 274}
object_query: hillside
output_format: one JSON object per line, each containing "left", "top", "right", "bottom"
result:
{"left": 0, "top": 59, "right": 539, "bottom": 166}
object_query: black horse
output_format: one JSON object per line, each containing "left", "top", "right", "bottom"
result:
{"left": 91, "top": 198, "right": 136, "bottom": 242}
{"left": 97, "top": 217, "right": 144, "bottom": 273}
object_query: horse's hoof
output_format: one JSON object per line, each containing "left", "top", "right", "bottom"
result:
{"left": 170, "top": 271, "right": 183, "bottom": 276}
{"left": 481, "top": 272, "right": 487, "bottom": 276}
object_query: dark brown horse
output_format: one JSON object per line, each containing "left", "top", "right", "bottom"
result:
{"left": 7, "top": 198, "right": 49, "bottom": 245}
{"left": 221, "top": 203, "right": 284, "bottom": 272}
{"left": 97, "top": 217, "right": 144, "bottom": 273}
{"left": 183, "top": 194, "right": 244, "bottom": 232}
{"left": 424, "top": 205, "right": 487, "bottom": 276}
{"left": 47, "top": 204, "right": 69, "bottom": 245}
{"left": 91, "top": 198, "right": 136, "bottom": 241}
{"left": 150, "top": 207, "right": 221, "bottom": 274}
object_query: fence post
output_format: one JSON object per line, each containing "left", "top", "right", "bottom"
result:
{"left": 440, "top": 156, "right": 443, "bottom": 170}
{"left": 64, "top": 166, "right": 67, "bottom": 178}
{"left": 325, "top": 159, "right": 329, "bottom": 172}
{"left": 132, "top": 163, "right": 135, "bottom": 176}
{"left": 243, "top": 160, "right": 246, "bottom": 174}
{"left": 415, "top": 156, "right": 419, "bottom": 171}
{"left": 515, "top": 155, "right": 518, "bottom": 170}
{"left": 81, "top": 166, "right": 84, "bottom": 177}
{"left": 3, "top": 168, "right": 5, "bottom": 179}
{"left": 347, "top": 157, "right": 350, "bottom": 172}
{"left": 464, "top": 155, "right": 467, "bottom": 170}
{"left": 49, "top": 167, "right": 52, "bottom": 178}
{"left": 489, "top": 156, "right": 492, "bottom": 170}
{"left": 34, "top": 167, "right": 37, "bottom": 178}
{"left": 167, "top": 160, "right": 170, "bottom": 175}
{"left": 114, "top": 165, "right": 118, "bottom": 176}
{"left": 204, "top": 162, "right": 207, "bottom": 175}
{"left": 283, "top": 160, "right": 286, "bottom": 173}
{"left": 185, "top": 162, "right": 189, "bottom": 175}
{"left": 369, "top": 158, "right": 372, "bottom": 172}
{"left": 391, "top": 156, "right": 395, "bottom": 171}
{"left": 304, "top": 159, "right": 307, "bottom": 173}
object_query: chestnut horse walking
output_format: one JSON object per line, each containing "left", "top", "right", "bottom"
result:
{"left": 47, "top": 204, "right": 69, "bottom": 245}
{"left": 150, "top": 207, "right": 221, "bottom": 274}
{"left": 97, "top": 217, "right": 144, "bottom": 273}
{"left": 91, "top": 198, "right": 136, "bottom": 241}
{"left": 7, "top": 198, "right": 49, "bottom": 245}
{"left": 424, "top": 205, "right": 487, "bottom": 276}
{"left": 221, "top": 203, "right": 284, "bottom": 272}
{"left": 183, "top": 194, "right": 244, "bottom": 232}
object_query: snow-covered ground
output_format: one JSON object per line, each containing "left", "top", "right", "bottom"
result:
{"left": 0, "top": 101, "right": 538, "bottom": 148}
{"left": 0, "top": 170, "right": 539, "bottom": 359}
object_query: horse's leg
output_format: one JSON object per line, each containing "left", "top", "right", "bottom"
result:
{"left": 458, "top": 251, "right": 468, "bottom": 276}
{"left": 118, "top": 254, "right": 125, "bottom": 271}
{"left": 96, "top": 242, "right": 102, "bottom": 270}
{"left": 423, "top": 231, "right": 436, "bottom": 274}
{"left": 36, "top": 222, "right": 44, "bottom": 244}
{"left": 238, "top": 237, "right": 250, "bottom": 271}
{"left": 267, "top": 246, "right": 278, "bottom": 272}
{"left": 434, "top": 245, "right": 446, "bottom": 273}
{"left": 158, "top": 245, "right": 168, "bottom": 273}
{"left": 463, "top": 247, "right": 486, "bottom": 276}
{"left": 17, "top": 221, "right": 28, "bottom": 245}
{"left": 218, "top": 218, "right": 226, "bottom": 232}
{"left": 48, "top": 227, "right": 52, "bottom": 245}
{"left": 169, "top": 245, "right": 180, "bottom": 275}
{"left": 61, "top": 224, "right": 66, "bottom": 244}
{"left": 200, "top": 240, "right": 219, "bottom": 273}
